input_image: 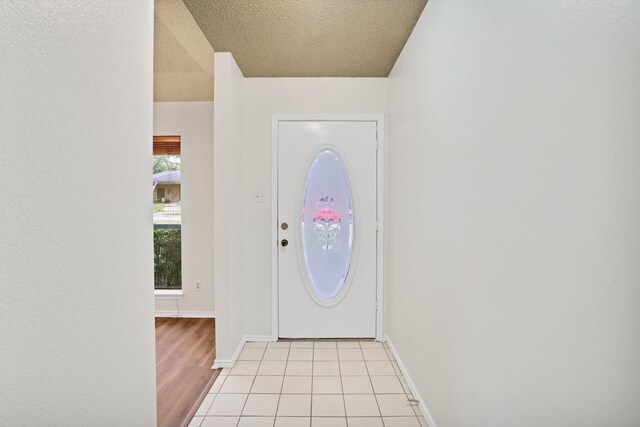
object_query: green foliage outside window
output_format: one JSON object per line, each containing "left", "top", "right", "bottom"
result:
{"left": 153, "top": 155, "right": 180, "bottom": 174}
{"left": 154, "top": 228, "right": 181, "bottom": 289}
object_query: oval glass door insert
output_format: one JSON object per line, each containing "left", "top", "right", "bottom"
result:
{"left": 301, "top": 149, "right": 354, "bottom": 302}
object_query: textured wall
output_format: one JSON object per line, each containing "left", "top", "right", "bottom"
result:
{"left": 183, "top": 0, "right": 426, "bottom": 77}
{"left": 0, "top": 1, "right": 157, "bottom": 425}
{"left": 386, "top": 1, "right": 640, "bottom": 426}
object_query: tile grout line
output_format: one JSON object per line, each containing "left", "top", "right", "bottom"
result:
{"left": 234, "top": 344, "right": 264, "bottom": 427}
{"left": 310, "top": 341, "right": 315, "bottom": 427}
{"left": 385, "top": 341, "right": 422, "bottom": 422}
{"left": 362, "top": 340, "right": 387, "bottom": 427}
{"left": 335, "top": 342, "right": 348, "bottom": 426}
{"left": 271, "top": 341, "right": 290, "bottom": 427}
{"left": 382, "top": 341, "right": 421, "bottom": 425}
{"left": 201, "top": 367, "right": 229, "bottom": 418}
{"left": 190, "top": 413, "right": 203, "bottom": 427}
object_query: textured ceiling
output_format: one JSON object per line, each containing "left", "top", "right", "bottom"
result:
{"left": 182, "top": 0, "right": 428, "bottom": 77}
{"left": 154, "top": 0, "right": 214, "bottom": 101}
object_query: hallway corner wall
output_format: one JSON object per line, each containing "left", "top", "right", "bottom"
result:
{"left": 386, "top": 1, "right": 640, "bottom": 426}
{"left": 213, "top": 52, "right": 246, "bottom": 364}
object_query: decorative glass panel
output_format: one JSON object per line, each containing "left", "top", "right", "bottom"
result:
{"left": 301, "top": 149, "right": 354, "bottom": 301}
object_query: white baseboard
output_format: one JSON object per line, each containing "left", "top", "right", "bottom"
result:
{"left": 384, "top": 335, "right": 438, "bottom": 427}
{"left": 155, "top": 310, "right": 216, "bottom": 318}
{"left": 212, "top": 334, "right": 276, "bottom": 369}
{"left": 244, "top": 335, "right": 276, "bottom": 343}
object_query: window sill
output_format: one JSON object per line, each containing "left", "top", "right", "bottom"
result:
{"left": 155, "top": 289, "right": 184, "bottom": 300}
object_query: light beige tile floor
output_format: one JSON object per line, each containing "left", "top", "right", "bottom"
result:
{"left": 190, "top": 340, "right": 427, "bottom": 427}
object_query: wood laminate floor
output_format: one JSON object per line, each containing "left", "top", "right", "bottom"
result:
{"left": 156, "top": 317, "right": 219, "bottom": 427}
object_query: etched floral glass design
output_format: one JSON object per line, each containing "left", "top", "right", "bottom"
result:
{"left": 313, "top": 196, "right": 341, "bottom": 251}
{"left": 301, "top": 149, "right": 353, "bottom": 301}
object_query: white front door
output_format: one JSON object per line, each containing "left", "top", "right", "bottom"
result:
{"left": 277, "top": 120, "right": 378, "bottom": 338}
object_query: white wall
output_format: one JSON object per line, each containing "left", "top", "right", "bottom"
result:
{"left": 386, "top": 1, "right": 640, "bottom": 427}
{"left": 213, "top": 53, "right": 246, "bottom": 364}
{"left": 242, "top": 78, "right": 388, "bottom": 336}
{"left": 0, "top": 2, "right": 157, "bottom": 426}
{"left": 154, "top": 102, "right": 215, "bottom": 316}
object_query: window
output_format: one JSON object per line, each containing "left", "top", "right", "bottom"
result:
{"left": 153, "top": 136, "right": 182, "bottom": 290}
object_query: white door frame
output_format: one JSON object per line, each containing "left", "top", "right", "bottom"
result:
{"left": 271, "top": 114, "right": 385, "bottom": 341}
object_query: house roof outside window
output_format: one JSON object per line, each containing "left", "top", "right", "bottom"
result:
{"left": 153, "top": 170, "right": 181, "bottom": 185}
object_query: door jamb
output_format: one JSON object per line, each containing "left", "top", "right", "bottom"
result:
{"left": 271, "top": 114, "right": 385, "bottom": 341}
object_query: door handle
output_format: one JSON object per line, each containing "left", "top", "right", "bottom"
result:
{"left": 281, "top": 239, "right": 289, "bottom": 247}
